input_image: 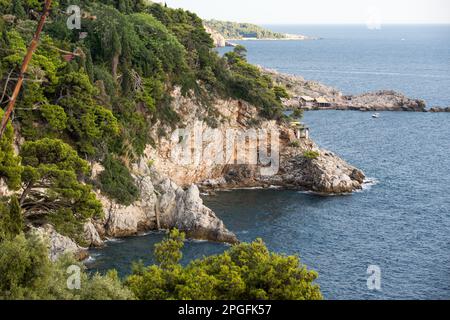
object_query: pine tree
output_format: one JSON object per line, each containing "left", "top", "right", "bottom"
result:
{"left": 0, "top": 196, "right": 24, "bottom": 241}
{"left": 11, "top": 0, "right": 26, "bottom": 19}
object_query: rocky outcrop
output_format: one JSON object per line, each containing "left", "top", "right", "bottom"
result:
{"left": 263, "top": 68, "right": 427, "bottom": 112}
{"left": 204, "top": 25, "right": 227, "bottom": 47}
{"left": 429, "top": 107, "right": 450, "bottom": 112}
{"left": 348, "top": 91, "right": 426, "bottom": 112}
{"left": 263, "top": 67, "right": 344, "bottom": 104}
{"left": 84, "top": 222, "right": 104, "bottom": 247}
{"left": 161, "top": 184, "right": 236, "bottom": 243}
{"left": 90, "top": 163, "right": 238, "bottom": 245}
{"left": 279, "top": 149, "right": 365, "bottom": 193}
{"left": 33, "top": 225, "right": 88, "bottom": 261}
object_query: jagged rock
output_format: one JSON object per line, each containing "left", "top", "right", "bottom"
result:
{"left": 282, "top": 150, "right": 365, "bottom": 193}
{"left": 84, "top": 222, "right": 104, "bottom": 247}
{"left": 262, "top": 67, "right": 344, "bottom": 104}
{"left": 96, "top": 190, "right": 157, "bottom": 238}
{"left": 350, "top": 90, "right": 426, "bottom": 112}
{"left": 167, "top": 185, "right": 237, "bottom": 243}
{"left": 32, "top": 225, "right": 88, "bottom": 261}
{"left": 92, "top": 167, "right": 237, "bottom": 244}
{"left": 429, "top": 107, "right": 450, "bottom": 112}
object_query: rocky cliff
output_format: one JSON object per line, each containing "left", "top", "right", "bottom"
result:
{"left": 204, "top": 25, "right": 227, "bottom": 47}
{"left": 141, "top": 88, "right": 365, "bottom": 194}
{"left": 4, "top": 88, "right": 366, "bottom": 260}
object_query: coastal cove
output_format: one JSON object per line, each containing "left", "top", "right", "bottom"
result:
{"left": 1, "top": 1, "right": 449, "bottom": 302}
{"left": 87, "top": 24, "right": 450, "bottom": 300}
{"left": 88, "top": 110, "right": 450, "bottom": 300}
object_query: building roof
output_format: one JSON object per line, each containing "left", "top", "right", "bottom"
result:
{"left": 300, "top": 96, "right": 315, "bottom": 102}
{"left": 315, "top": 97, "right": 330, "bottom": 104}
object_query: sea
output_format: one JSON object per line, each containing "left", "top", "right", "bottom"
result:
{"left": 87, "top": 25, "right": 450, "bottom": 300}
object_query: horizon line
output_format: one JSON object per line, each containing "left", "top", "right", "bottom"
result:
{"left": 211, "top": 21, "right": 450, "bottom": 26}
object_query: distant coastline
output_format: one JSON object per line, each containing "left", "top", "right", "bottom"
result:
{"left": 227, "top": 35, "right": 319, "bottom": 41}
{"left": 204, "top": 19, "right": 317, "bottom": 47}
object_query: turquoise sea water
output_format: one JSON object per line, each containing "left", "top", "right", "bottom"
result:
{"left": 88, "top": 26, "right": 450, "bottom": 300}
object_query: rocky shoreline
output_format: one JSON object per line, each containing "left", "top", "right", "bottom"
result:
{"left": 264, "top": 68, "right": 430, "bottom": 112}
{"left": 429, "top": 107, "right": 450, "bottom": 112}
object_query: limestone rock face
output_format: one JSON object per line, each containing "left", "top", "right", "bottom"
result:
{"left": 95, "top": 186, "right": 157, "bottom": 239}
{"left": 204, "top": 25, "right": 226, "bottom": 47}
{"left": 281, "top": 150, "right": 365, "bottom": 193}
{"left": 152, "top": 172, "right": 238, "bottom": 244}
{"left": 83, "top": 222, "right": 104, "bottom": 247}
{"left": 91, "top": 165, "right": 237, "bottom": 245}
{"left": 172, "top": 185, "right": 237, "bottom": 243}
{"left": 33, "top": 225, "right": 88, "bottom": 261}
{"left": 142, "top": 88, "right": 365, "bottom": 194}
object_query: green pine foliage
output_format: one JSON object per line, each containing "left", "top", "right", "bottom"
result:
{"left": 0, "top": 110, "right": 22, "bottom": 190}
{"left": 303, "top": 150, "right": 320, "bottom": 160}
{"left": 0, "top": 232, "right": 134, "bottom": 300}
{"left": 126, "top": 229, "right": 323, "bottom": 300}
{"left": 98, "top": 155, "right": 139, "bottom": 206}
{"left": 18, "top": 138, "right": 103, "bottom": 237}
{"left": 0, "top": 196, "right": 24, "bottom": 241}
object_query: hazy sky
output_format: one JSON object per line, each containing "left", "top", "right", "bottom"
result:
{"left": 163, "top": 0, "right": 450, "bottom": 24}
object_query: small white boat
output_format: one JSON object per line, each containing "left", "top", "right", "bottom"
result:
{"left": 372, "top": 113, "right": 380, "bottom": 119}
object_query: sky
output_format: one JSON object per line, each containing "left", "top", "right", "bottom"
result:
{"left": 163, "top": 0, "right": 450, "bottom": 24}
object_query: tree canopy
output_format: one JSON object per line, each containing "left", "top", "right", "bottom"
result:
{"left": 126, "top": 230, "right": 323, "bottom": 300}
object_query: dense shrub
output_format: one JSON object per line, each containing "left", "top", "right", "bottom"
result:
{"left": 0, "top": 196, "right": 23, "bottom": 242}
{"left": 0, "top": 233, "right": 134, "bottom": 300}
{"left": 98, "top": 156, "right": 139, "bottom": 205}
{"left": 303, "top": 150, "right": 320, "bottom": 160}
{"left": 0, "top": 110, "right": 22, "bottom": 190}
{"left": 126, "top": 230, "right": 323, "bottom": 300}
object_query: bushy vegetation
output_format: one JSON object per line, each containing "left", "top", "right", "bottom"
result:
{"left": 126, "top": 230, "right": 323, "bottom": 300}
{"left": 98, "top": 155, "right": 139, "bottom": 206}
{"left": 204, "top": 19, "right": 287, "bottom": 39}
{"left": 0, "top": 232, "right": 134, "bottom": 300}
{"left": 0, "top": 229, "right": 322, "bottom": 300}
{"left": 303, "top": 150, "right": 320, "bottom": 160}
{"left": 224, "top": 45, "right": 284, "bottom": 119}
